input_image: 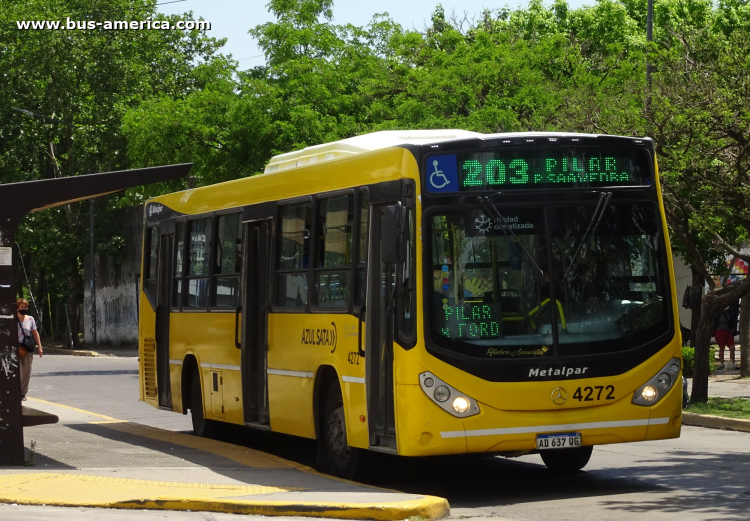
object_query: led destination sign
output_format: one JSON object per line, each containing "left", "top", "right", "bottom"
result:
{"left": 439, "top": 303, "right": 502, "bottom": 340}
{"left": 426, "top": 147, "right": 651, "bottom": 193}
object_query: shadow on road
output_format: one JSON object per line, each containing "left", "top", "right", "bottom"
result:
{"left": 594, "top": 449, "right": 750, "bottom": 518}
{"left": 199, "top": 426, "right": 750, "bottom": 518}
{"left": 38, "top": 418, "right": 750, "bottom": 519}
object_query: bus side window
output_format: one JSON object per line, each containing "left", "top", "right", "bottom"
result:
{"left": 397, "top": 208, "right": 416, "bottom": 342}
{"left": 185, "top": 218, "right": 212, "bottom": 309}
{"left": 172, "top": 221, "right": 184, "bottom": 309}
{"left": 355, "top": 190, "right": 369, "bottom": 308}
{"left": 277, "top": 203, "right": 312, "bottom": 307}
{"left": 143, "top": 226, "right": 158, "bottom": 308}
{"left": 314, "top": 195, "right": 353, "bottom": 308}
{"left": 212, "top": 213, "right": 242, "bottom": 308}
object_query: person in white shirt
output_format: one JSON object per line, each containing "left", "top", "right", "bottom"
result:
{"left": 17, "top": 297, "right": 43, "bottom": 401}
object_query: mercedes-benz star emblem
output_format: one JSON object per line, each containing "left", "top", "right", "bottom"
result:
{"left": 551, "top": 387, "right": 568, "bottom": 405}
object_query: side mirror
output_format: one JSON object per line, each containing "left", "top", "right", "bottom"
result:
{"left": 381, "top": 203, "right": 405, "bottom": 264}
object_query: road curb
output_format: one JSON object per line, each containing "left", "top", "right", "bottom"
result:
{"left": 43, "top": 347, "right": 99, "bottom": 356}
{"left": 0, "top": 473, "right": 450, "bottom": 520}
{"left": 116, "top": 496, "right": 451, "bottom": 520}
{"left": 11, "top": 407, "right": 451, "bottom": 520}
{"left": 682, "top": 412, "right": 750, "bottom": 433}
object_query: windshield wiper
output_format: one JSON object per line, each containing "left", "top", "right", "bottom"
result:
{"left": 564, "top": 191, "right": 612, "bottom": 280}
{"left": 479, "top": 196, "right": 544, "bottom": 278}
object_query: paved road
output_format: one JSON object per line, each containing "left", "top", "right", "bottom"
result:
{"left": 0, "top": 505, "right": 309, "bottom": 520}
{"left": 27, "top": 351, "right": 193, "bottom": 432}
{"left": 687, "top": 374, "right": 750, "bottom": 399}
{"left": 14, "top": 354, "right": 750, "bottom": 520}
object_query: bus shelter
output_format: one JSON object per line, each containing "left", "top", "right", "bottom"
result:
{"left": 0, "top": 164, "right": 191, "bottom": 466}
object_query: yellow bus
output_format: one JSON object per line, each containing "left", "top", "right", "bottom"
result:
{"left": 139, "top": 130, "right": 682, "bottom": 478}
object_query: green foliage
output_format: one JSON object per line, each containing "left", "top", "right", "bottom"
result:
{"left": 682, "top": 346, "right": 695, "bottom": 376}
{"left": 5, "top": 0, "right": 750, "bottom": 364}
{"left": 0, "top": 0, "right": 227, "bottom": 341}
{"left": 122, "top": 0, "right": 655, "bottom": 182}
{"left": 683, "top": 346, "right": 717, "bottom": 376}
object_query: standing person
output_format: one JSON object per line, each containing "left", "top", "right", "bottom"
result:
{"left": 714, "top": 302, "right": 739, "bottom": 369}
{"left": 16, "top": 298, "right": 43, "bottom": 401}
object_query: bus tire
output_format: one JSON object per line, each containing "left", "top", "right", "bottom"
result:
{"left": 190, "top": 372, "right": 213, "bottom": 438}
{"left": 540, "top": 445, "right": 593, "bottom": 472}
{"left": 323, "top": 383, "right": 363, "bottom": 480}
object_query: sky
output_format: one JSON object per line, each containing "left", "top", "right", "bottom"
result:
{"left": 158, "top": 0, "right": 593, "bottom": 68}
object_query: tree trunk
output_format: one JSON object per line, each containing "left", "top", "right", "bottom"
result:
{"left": 689, "top": 269, "right": 703, "bottom": 347}
{"left": 692, "top": 279, "right": 750, "bottom": 403}
{"left": 691, "top": 311, "right": 714, "bottom": 403}
{"left": 67, "top": 274, "right": 83, "bottom": 349}
{"left": 741, "top": 296, "right": 750, "bottom": 378}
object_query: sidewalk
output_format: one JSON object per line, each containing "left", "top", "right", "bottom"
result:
{"left": 686, "top": 372, "right": 750, "bottom": 399}
{"left": 684, "top": 372, "right": 750, "bottom": 434}
{"left": 1, "top": 399, "right": 448, "bottom": 520}
{"left": 43, "top": 344, "right": 137, "bottom": 357}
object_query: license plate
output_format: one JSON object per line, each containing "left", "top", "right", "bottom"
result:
{"left": 536, "top": 432, "right": 581, "bottom": 450}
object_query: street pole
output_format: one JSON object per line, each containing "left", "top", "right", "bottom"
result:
{"left": 90, "top": 198, "right": 97, "bottom": 350}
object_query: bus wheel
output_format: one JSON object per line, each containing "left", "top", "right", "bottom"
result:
{"left": 323, "top": 384, "right": 362, "bottom": 480}
{"left": 540, "top": 446, "right": 593, "bottom": 472}
{"left": 190, "top": 372, "right": 213, "bottom": 437}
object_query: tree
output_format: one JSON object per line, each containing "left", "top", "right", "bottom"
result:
{"left": 0, "top": 0, "right": 226, "bottom": 345}
{"left": 560, "top": 0, "right": 750, "bottom": 397}
{"left": 118, "top": 0, "right": 750, "bottom": 394}
{"left": 123, "top": 0, "right": 394, "bottom": 181}
{"left": 643, "top": 0, "right": 750, "bottom": 397}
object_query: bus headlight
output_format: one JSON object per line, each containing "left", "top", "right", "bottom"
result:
{"left": 452, "top": 396, "right": 470, "bottom": 414}
{"left": 641, "top": 386, "right": 658, "bottom": 402}
{"left": 434, "top": 385, "right": 451, "bottom": 402}
{"left": 633, "top": 357, "right": 681, "bottom": 406}
{"left": 419, "top": 372, "right": 480, "bottom": 418}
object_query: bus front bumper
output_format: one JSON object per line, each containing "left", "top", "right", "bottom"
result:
{"left": 396, "top": 382, "right": 682, "bottom": 457}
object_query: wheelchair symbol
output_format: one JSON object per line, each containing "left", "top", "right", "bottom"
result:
{"left": 430, "top": 160, "right": 450, "bottom": 189}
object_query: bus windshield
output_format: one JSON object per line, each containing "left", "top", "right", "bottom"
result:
{"left": 428, "top": 202, "right": 670, "bottom": 359}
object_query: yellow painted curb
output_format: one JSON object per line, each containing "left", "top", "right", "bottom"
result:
{"left": 0, "top": 473, "right": 295, "bottom": 501}
{"left": 27, "top": 397, "right": 126, "bottom": 423}
{"left": 0, "top": 473, "right": 449, "bottom": 520}
{"left": 42, "top": 347, "right": 99, "bottom": 357}
{"left": 682, "top": 412, "right": 750, "bottom": 433}
{"left": 20, "top": 399, "right": 451, "bottom": 519}
{"left": 102, "top": 422, "right": 304, "bottom": 469}
{"left": 115, "top": 496, "right": 451, "bottom": 520}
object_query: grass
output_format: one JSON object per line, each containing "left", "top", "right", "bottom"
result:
{"left": 686, "top": 397, "right": 750, "bottom": 420}
{"left": 24, "top": 439, "right": 36, "bottom": 467}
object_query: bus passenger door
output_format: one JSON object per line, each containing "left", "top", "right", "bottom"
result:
{"left": 240, "top": 220, "right": 271, "bottom": 426}
{"left": 365, "top": 205, "right": 397, "bottom": 450}
{"left": 156, "top": 233, "right": 173, "bottom": 409}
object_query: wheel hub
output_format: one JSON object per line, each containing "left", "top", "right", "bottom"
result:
{"left": 327, "top": 407, "right": 348, "bottom": 458}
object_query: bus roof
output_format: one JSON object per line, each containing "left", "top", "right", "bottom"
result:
{"left": 145, "top": 130, "right": 647, "bottom": 213}
{"left": 264, "top": 129, "right": 481, "bottom": 173}
{"left": 263, "top": 130, "right": 627, "bottom": 174}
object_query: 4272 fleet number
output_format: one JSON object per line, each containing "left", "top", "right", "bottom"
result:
{"left": 573, "top": 385, "right": 615, "bottom": 402}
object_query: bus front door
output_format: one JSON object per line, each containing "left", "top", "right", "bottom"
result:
{"left": 240, "top": 220, "right": 271, "bottom": 426}
{"left": 156, "top": 233, "right": 173, "bottom": 409}
{"left": 365, "top": 205, "right": 397, "bottom": 450}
